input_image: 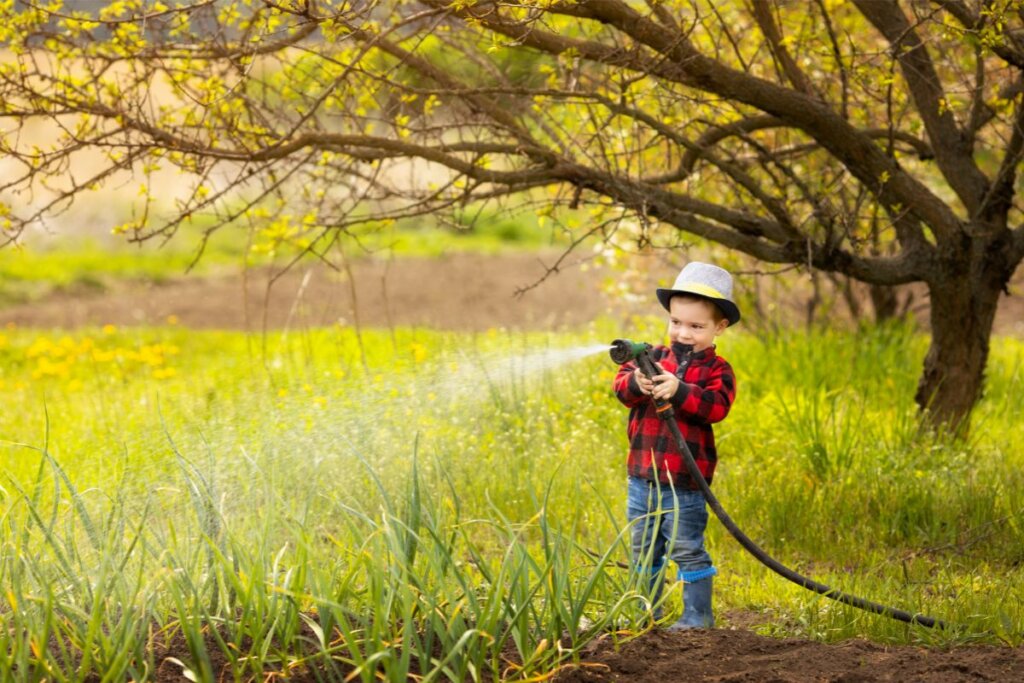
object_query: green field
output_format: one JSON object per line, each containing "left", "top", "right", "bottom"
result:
{"left": 0, "top": 319, "right": 1022, "bottom": 680}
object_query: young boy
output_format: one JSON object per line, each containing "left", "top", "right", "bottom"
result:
{"left": 613, "top": 261, "right": 739, "bottom": 629}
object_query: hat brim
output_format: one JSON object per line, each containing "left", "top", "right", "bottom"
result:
{"left": 656, "top": 288, "right": 741, "bottom": 326}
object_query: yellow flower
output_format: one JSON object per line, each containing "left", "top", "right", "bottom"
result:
{"left": 102, "top": 324, "right": 117, "bottom": 335}
{"left": 26, "top": 337, "right": 54, "bottom": 358}
{"left": 32, "top": 357, "right": 71, "bottom": 379}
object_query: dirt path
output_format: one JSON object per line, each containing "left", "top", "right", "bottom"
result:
{"left": 0, "top": 252, "right": 616, "bottom": 331}
{"left": 557, "top": 625, "right": 1024, "bottom": 683}
{"left": 3, "top": 251, "right": 1024, "bottom": 335}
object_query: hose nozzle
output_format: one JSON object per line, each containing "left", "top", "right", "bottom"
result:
{"left": 609, "top": 338, "right": 651, "bottom": 365}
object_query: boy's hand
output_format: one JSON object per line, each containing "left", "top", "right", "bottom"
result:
{"left": 633, "top": 367, "right": 655, "bottom": 396}
{"left": 634, "top": 364, "right": 680, "bottom": 402}
{"left": 651, "top": 362, "right": 680, "bottom": 402}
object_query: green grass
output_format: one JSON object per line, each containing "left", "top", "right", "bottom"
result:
{"left": 0, "top": 232, "right": 239, "bottom": 306}
{"left": 1, "top": 320, "right": 1023, "bottom": 680}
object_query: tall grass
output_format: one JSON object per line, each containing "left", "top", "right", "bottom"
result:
{"left": 1, "top": 319, "right": 1023, "bottom": 680}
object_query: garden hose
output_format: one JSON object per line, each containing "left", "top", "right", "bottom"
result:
{"left": 610, "top": 338, "right": 946, "bottom": 629}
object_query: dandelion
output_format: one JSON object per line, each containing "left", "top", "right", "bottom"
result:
{"left": 102, "top": 324, "right": 117, "bottom": 335}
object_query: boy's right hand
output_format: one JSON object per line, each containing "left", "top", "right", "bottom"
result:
{"left": 634, "top": 368, "right": 655, "bottom": 396}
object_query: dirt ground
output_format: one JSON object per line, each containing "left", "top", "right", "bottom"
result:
{"left": 555, "top": 624, "right": 1024, "bottom": 683}
{"left": 146, "top": 615, "right": 1024, "bottom": 683}
{"left": 0, "top": 251, "right": 616, "bottom": 331}
{"left": 3, "top": 250, "right": 1024, "bottom": 334}
{"left": 139, "top": 608, "right": 1024, "bottom": 683}
{"left": 5, "top": 251, "right": 1024, "bottom": 680}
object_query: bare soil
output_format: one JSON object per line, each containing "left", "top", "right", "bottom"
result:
{"left": 3, "top": 250, "right": 1024, "bottom": 334}
{"left": 5, "top": 251, "right": 1024, "bottom": 680}
{"left": 0, "top": 251, "right": 617, "bottom": 331}
{"left": 556, "top": 623, "right": 1024, "bottom": 683}
{"left": 143, "top": 611, "right": 1024, "bottom": 683}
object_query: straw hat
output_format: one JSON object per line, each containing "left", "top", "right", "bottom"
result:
{"left": 656, "top": 262, "right": 741, "bottom": 326}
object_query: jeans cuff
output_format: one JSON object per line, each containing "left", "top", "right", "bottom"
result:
{"left": 644, "top": 560, "right": 665, "bottom": 574}
{"left": 678, "top": 566, "right": 717, "bottom": 583}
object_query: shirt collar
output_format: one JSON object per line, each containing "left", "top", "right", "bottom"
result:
{"left": 670, "top": 342, "right": 716, "bottom": 365}
{"left": 688, "top": 345, "right": 716, "bottom": 362}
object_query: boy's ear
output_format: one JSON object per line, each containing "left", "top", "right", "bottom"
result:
{"left": 714, "top": 318, "right": 730, "bottom": 336}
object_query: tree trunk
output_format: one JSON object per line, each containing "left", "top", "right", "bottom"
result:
{"left": 868, "top": 283, "right": 899, "bottom": 321}
{"left": 916, "top": 272, "right": 1004, "bottom": 430}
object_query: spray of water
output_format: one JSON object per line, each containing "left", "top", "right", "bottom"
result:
{"left": 5, "top": 338, "right": 616, "bottom": 571}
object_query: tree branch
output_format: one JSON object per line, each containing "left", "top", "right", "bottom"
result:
{"left": 454, "top": 0, "right": 954, "bottom": 249}
{"left": 978, "top": 97, "right": 1024, "bottom": 225}
{"left": 855, "top": 0, "right": 989, "bottom": 215}
{"left": 932, "top": 0, "right": 1024, "bottom": 69}
{"left": 749, "top": 0, "right": 821, "bottom": 99}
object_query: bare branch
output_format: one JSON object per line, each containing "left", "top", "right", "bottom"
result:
{"left": 749, "top": 0, "right": 821, "bottom": 99}
{"left": 855, "top": 0, "right": 990, "bottom": 214}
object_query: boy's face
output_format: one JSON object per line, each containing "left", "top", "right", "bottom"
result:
{"left": 667, "top": 296, "right": 729, "bottom": 352}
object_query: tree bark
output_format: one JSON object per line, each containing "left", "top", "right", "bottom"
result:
{"left": 916, "top": 254, "right": 1008, "bottom": 429}
{"left": 868, "top": 283, "right": 899, "bottom": 321}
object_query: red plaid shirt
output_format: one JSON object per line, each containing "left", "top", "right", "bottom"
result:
{"left": 613, "top": 345, "right": 736, "bottom": 489}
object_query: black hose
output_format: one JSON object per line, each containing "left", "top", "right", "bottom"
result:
{"left": 627, "top": 343, "right": 946, "bottom": 629}
{"left": 661, "top": 415, "right": 945, "bottom": 629}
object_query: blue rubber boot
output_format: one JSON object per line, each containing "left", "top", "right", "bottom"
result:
{"left": 668, "top": 575, "right": 714, "bottom": 630}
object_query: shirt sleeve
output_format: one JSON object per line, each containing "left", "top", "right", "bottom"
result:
{"left": 670, "top": 358, "right": 736, "bottom": 424}
{"left": 613, "top": 361, "right": 649, "bottom": 407}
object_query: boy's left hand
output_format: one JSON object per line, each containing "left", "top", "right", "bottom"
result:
{"left": 650, "top": 362, "right": 680, "bottom": 402}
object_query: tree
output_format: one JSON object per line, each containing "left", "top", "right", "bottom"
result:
{"left": 2, "top": 0, "right": 1023, "bottom": 428}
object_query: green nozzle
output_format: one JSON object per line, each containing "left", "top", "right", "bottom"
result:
{"left": 609, "top": 338, "right": 651, "bottom": 365}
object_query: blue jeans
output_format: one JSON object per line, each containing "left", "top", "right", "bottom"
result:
{"left": 627, "top": 476, "right": 712, "bottom": 577}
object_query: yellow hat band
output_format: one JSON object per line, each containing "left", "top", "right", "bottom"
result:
{"left": 677, "top": 282, "right": 727, "bottom": 301}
